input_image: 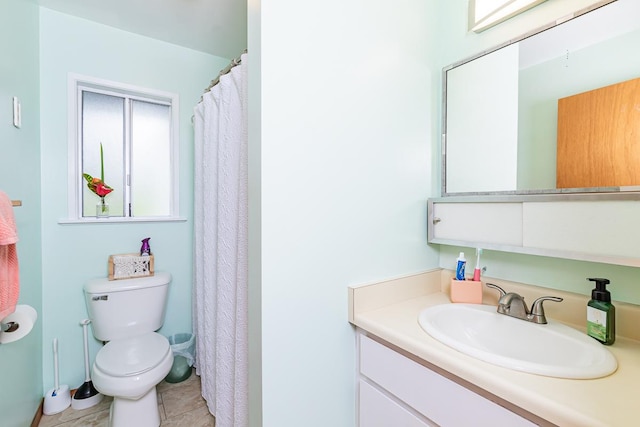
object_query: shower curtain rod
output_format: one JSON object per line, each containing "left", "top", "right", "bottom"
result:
{"left": 192, "top": 49, "right": 247, "bottom": 125}
{"left": 202, "top": 49, "right": 247, "bottom": 96}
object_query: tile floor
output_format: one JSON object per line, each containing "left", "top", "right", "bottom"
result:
{"left": 38, "top": 370, "right": 215, "bottom": 426}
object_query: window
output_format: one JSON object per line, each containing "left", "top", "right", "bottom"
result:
{"left": 66, "top": 75, "right": 180, "bottom": 222}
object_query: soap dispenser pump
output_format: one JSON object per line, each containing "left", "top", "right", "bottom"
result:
{"left": 587, "top": 277, "right": 615, "bottom": 345}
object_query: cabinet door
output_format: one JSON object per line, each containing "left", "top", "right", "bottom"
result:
{"left": 359, "top": 334, "right": 535, "bottom": 427}
{"left": 359, "top": 380, "right": 433, "bottom": 427}
{"left": 430, "top": 202, "right": 523, "bottom": 246}
{"left": 523, "top": 200, "right": 640, "bottom": 259}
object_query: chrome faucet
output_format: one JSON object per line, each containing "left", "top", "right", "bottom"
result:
{"left": 485, "top": 283, "right": 563, "bottom": 324}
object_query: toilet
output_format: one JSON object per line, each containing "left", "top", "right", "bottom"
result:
{"left": 84, "top": 272, "right": 173, "bottom": 427}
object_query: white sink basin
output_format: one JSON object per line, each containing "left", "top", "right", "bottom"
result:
{"left": 418, "top": 304, "right": 617, "bottom": 379}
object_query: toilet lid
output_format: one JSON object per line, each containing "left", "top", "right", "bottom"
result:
{"left": 95, "top": 332, "right": 171, "bottom": 377}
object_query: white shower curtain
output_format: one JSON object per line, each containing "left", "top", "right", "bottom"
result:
{"left": 193, "top": 53, "right": 248, "bottom": 427}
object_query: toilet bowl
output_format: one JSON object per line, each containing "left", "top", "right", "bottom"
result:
{"left": 83, "top": 272, "right": 173, "bottom": 427}
{"left": 92, "top": 332, "right": 173, "bottom": 427}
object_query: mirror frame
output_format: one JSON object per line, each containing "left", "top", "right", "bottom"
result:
{"left": 441, "top": 0, "right": 618, "bottom": 197}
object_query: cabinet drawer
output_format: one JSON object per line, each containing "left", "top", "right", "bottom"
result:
{"left": 359, "top": 334, "right": 535, "bottom": 427}
{"left": 359, "top": 380, "right": 433, "bottom": 427}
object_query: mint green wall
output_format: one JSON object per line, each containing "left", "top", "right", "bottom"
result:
{"left": 255, "top": 0, "right": 439, "bottom": 425}
{"left": 39, "top": 8, "right": 229, "bottom": 391}
{"left": 440, "top": 246, "right": 640, "bottom": 304}
{"left": 435, "top": 1, "right": 640, "bottom": 305}
{"left": 0, "top": 1, "right": 43, "bottom": 425}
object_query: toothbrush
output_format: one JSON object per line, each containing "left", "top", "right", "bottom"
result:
{"left": 473, "top": 248, "right": 482, "bottom": 281}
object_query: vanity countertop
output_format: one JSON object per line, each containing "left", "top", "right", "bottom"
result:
{"left": 349, "top": 269, "right": 640, "bottom": 427}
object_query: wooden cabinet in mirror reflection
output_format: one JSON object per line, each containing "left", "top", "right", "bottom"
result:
{"left": 557, "top": 76, "right": 640, "bottom": 189}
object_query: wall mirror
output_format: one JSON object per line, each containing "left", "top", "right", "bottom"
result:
{"left": 443, "top": 0, "right": 640, "bottom": 196}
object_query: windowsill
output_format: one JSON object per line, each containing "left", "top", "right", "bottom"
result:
{"left": 58, "top": 216, "right": 187, "bottom": 224}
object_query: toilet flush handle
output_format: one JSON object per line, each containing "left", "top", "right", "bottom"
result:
{"left": 92, "top": 295, "right": 108, "bottom": 301}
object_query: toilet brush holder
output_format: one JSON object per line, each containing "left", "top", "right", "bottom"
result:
{"left": 44, "top": 384, "right": 71, "bottom": 415}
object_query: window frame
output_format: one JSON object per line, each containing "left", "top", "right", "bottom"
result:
{"left": 65, "top": 73, "right": 183, "bottom": 223}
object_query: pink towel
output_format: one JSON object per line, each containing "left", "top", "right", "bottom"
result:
{"left": 0, "top": 191, "right": 19, "bottom": 320}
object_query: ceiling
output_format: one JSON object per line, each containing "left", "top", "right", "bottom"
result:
{"left": 36, "top": 0, "right": 247, "bottom": 59}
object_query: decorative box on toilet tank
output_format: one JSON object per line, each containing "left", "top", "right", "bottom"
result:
{"left": 108, "top": 253, "right": 155, "bottom": 280}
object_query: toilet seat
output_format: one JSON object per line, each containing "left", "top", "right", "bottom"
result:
{"left": 95, "top": 332, "right": 171, "bottom": 377}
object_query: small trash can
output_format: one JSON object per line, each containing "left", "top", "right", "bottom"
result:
{"left": 164, "top": 333, "right": 196, "bottom": 383}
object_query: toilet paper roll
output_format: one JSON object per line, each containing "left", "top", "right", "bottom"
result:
{"left": 0, "top": 305, "right": 37, "bottom": 344}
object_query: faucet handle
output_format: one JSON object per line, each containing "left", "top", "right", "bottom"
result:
{"left": 485, "top": 282, "right": 506, "bottom": 297}
{"left": 529, "top": 296, "right": 563, "bottom": 324}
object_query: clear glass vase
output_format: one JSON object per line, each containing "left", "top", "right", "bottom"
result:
{"left": 96, "top": 198, "right": 109, "bottom": 218}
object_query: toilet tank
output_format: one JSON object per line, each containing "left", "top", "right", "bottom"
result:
{"left": 84, "top": 271, "right": 171, "bottom": 341}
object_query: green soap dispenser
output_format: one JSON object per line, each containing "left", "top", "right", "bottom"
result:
{"left": 587, "top": 277, "right": 615, "bottom": 345}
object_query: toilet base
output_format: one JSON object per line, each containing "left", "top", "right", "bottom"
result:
{"left": 109, "top": 386, "right": 160, "bottom": 427}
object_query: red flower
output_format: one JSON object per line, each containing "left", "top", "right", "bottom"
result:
{"left": 94, "top": 182, "right": 114, "bottom": 197}
{"left": 82, "top": 174, "right": 113, "bottom": 198}
{"left": 83, "top": 143, "right": 113, "bottom": 201}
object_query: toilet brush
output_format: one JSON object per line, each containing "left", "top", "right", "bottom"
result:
{"left": 43, "top": 338, "right": 71, "bottom": 415}
{"left": 71, "top": 319, "right": 103, "bottom": 410}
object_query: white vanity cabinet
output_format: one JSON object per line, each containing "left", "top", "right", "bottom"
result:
{"left": 357, "top": 333, "right": 536, "bottom": 427}
{"left": 428, "top": 195, "right": 640, "bottom": 267}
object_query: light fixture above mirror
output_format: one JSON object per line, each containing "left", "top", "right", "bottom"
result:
{"left": 469, "top": 0, "right": 548, "bottom": 32}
